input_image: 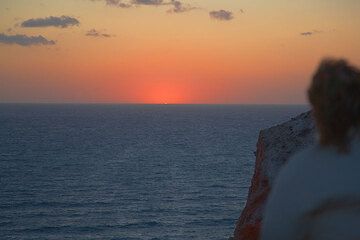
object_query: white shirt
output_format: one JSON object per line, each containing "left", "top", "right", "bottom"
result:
{"left": 261, "top": 138, "right": 360, "bottom": 240}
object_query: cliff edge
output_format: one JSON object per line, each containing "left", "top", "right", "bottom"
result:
{"left": 233, "top": 111, "right": 316, "bottom": 240}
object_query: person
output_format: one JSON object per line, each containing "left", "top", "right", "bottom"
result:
{"left": 261, "top": 59, "right": 360, "bottom": 240}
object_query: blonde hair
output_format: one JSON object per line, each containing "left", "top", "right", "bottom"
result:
{"left": 308, "top": 59, "right": 360, "bottom": 152}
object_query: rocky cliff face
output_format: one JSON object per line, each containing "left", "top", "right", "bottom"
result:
{"left": 233, "top": 111, "right": 316, "bottom": 240}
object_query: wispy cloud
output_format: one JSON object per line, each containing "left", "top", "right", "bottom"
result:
{"left": 105, "top": 0, "right": 132, "bottom": 8}
{"left": 300, "top": 32, "right": 313, "bottom": 36}
{"left": 132, "top": 0, "right": 163, "bottom": 5}
{"left": 104, "top": 0, "right": 164, "bottom": 6}
{"left": 100, "top": 0, "right": 198, "bottom": 13}
{"left": 300, "top": 30, "right": 323, "bottom": 37}
{"left": 86, "top": 29, "right": 114, "bottom": 38}
{"left": 167, "top": 0, "right": 198, "bottom": 13}
{"left": 21, "top": 16, "right": 80, "bottom": 28}
{"left": 209, "top": 10, "right": 234, "bottom": 21}
{"left": 0, "top": 33, "right": 55, "bottom": 46}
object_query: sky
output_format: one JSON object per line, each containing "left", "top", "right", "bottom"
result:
{"left": 0, "top": 0, "right": 360, "bottom": 104}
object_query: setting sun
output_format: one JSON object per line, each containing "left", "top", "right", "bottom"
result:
{"left": 140, "top": 83, "right": 190, "bottom": 104}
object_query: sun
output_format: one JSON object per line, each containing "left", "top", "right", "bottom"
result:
{"left": 142, "top": 83, "right": 189, "bottom": 104}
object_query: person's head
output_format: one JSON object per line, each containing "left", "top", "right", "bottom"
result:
{"left": 308, "top": 58, "right": 360, "bottom": 152}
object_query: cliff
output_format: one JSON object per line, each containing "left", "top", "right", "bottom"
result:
{"left": 232, "top": 111, "right": 316, "bottom": 240}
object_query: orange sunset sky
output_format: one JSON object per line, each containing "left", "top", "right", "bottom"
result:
{"left": 1, "top": 0, "right": 360, "bottom": 104}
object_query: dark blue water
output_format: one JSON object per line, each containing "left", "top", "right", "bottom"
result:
{"left": 0, "top": 104, "right": 308, "bottom": 240}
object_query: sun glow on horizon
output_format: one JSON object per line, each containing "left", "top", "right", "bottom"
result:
{"left": 1, "top": 0, "right": 360, "bottom": 104}
{"left": 139, "top": 83, "right": 191, "bottom": 104}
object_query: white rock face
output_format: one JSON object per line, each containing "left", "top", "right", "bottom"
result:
{"left": 261, "top": 111, "right": 316, "bottom": 185}
{"left": 233, "top": 111, "right": 316, "bottom": 240}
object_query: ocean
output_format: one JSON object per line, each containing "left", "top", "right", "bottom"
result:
{"left": 0, "top": 104, "right": 308, "bottom": 240}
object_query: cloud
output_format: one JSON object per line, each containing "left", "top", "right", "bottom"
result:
{"left": 167, "top": 0, "right": 198, "bottom": 13}
{"left": 86, "top": 29, "right": 113, "bottom": 38}
{"left": 0, "top": 33, "right": 55, "bottom": 46}
{"left": 209, "top": 10, "right": 234, "bottom": 21}
{"left": 300, "top": 30, "right": 323, "bottom": 37}
{"left": 300, "top": 32, "right": 313, "bottom": 36}
{"left": 101, "top": 0, "right": 197, "bottom": 13}
{"left": 105, "top": 0, "right": 132, "bottom": 8}
{"left": 21, "top": 16, "right": 80, "bottom": 28}
{"left": 132, "top": 0, "right": 164, "bottom": 5}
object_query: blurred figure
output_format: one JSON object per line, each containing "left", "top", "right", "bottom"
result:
{"left": 261, "top": 59, "right": 360, "bottom": 240}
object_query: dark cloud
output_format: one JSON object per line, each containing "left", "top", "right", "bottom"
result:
{"left": 300, "top": 30, "right": 323, "bottom": 36}
{"left": 21, "top": 16, "right": 80, "bottom": 28}
{"left": 132, "top": 0, "right": 164, "bottom": 5}
{"left": 105, "top": 0, "right": 132, "bottom": 8}
{"left": 209, "top": 10, "right": 233, "bottom": 21}
{"left": 101, "top": 0, "right": 197, "bottom": 13}
{"left": 167, "top": 0, "right": 198, "bottom": 13}
{"left": 86, "top": 29, "right": 113, "bottom": 38}
{"left": 301, "top": 32, "right": 313, "bottom": 36}
{"left": 0, "top": 33, "right": 55, "bottom": 46}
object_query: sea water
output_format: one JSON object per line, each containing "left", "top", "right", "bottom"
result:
{"left": 0, "top": 104, "right": 308, "bottom": 240}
